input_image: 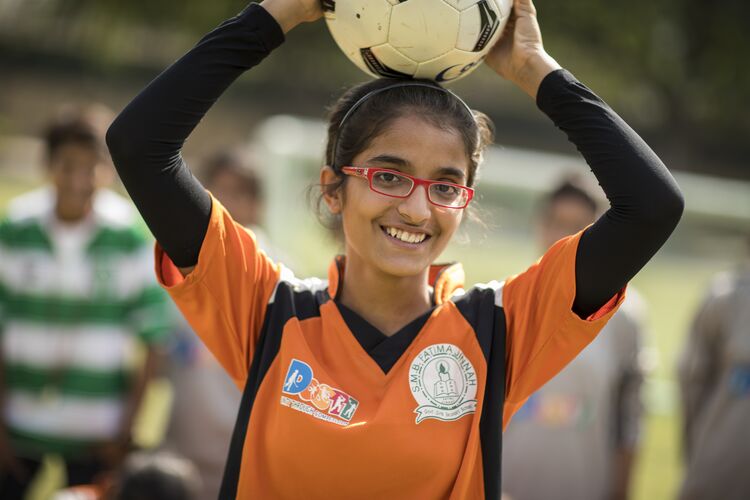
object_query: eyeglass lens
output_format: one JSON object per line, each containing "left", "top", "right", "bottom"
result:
{"left": 370, "top": 171, "right": 468, "bottom": 208}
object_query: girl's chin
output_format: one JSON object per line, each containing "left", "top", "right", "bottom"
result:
{"left": 371, "top": 253, "right": 433, "bottom": 279}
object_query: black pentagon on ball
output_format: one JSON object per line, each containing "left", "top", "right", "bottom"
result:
{"left": 321, "top": 0, "right": 335, "bottom": 13}
{"left": 473, "top": 0, "right": 500, "bottom": 52}
{"left": 360, "top": 48, "right": 413, "bottom": 79}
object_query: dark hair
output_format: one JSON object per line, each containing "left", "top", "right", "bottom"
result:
{"left": 539, "top": 173, "right": 600, "bottom": 217}
{"left": 44, "top": 104, "right": 112, "bottom": 161}
{"left": 108, "top": 451, "right": 201, "bottom": 500}
{"left": 316, "top": 78, "right": 494, "bottom": 233}
{"left": 200, "top": 149, "right": 264, "bottom": 201}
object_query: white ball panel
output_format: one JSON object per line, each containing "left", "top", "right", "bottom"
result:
{"left": 443, "top": 0, "right": 481, "bottom": 12}
{"left": 371, "top": 44, "right": 419, "bottom": 75}
{"left": 327, "top": 0, "right": 392, "bottom": 49}
{"left": 389, "top": 0, "right": 460, "bottom": 62}
{"left": 326, "top": 20, "right": 379, "bottom": 77}
{"left": 414, "top": 50, "right": 482, "bottom": 82}
{"left": 458, "top": 0, "right": 504, "bottom": 53}
{"left": 456, "top": 4, "right": 481, "bottom": 52}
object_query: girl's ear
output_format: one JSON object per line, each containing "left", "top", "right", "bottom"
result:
{"left": 320, "top": 166, "right": 343, "bottom": 214}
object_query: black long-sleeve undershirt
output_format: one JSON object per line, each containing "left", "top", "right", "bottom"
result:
{"left": 537, "top": 70, "right": 684, "bottom": 314}
{"left": 106, "top": 3, "right": 684, "bottom": 318}
{"left": 107, "top": 4, "right": 284, "bottom": 267}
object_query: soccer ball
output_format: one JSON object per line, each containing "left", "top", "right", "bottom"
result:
{"left": 321, "top": 0, "right": 512, "bottom": 82}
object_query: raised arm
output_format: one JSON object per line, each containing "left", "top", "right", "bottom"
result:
{"left": 486, "top": 0, "right": 684, "bottom": 317}
{"left": 106, "top": 0, "right": 321, "bottom": 270}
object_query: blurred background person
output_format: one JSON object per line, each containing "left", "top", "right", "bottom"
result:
{"left": 502, "top": 175, "right": 648, "bottom": 500}
{"left": 107, "top": 451, "right": 200, "bottom": 500}
{"left": 677, "top": 244, "right": 750, "bottom": 500}
{"left": 52, "top": 450, "right": 200, "bottom": 500}
{"left": 163, "top": 148, "right": 286, "bottom": 499}
{"left": 0, "top": 105, "right": 172, "bottom": 499}
{"left": 199, "top": 149, "right": 264, "bottom": 230}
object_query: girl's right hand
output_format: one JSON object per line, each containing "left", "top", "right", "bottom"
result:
{"left": 484, "top": 0, "right": 560, "bottom": 99}
{"left": 261, "top": 0, "right": 323, "bottom": 34}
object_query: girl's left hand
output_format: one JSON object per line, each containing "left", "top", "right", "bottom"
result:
{"left": 484, "top": 0, "right": 561, "bottom": 99}
{"left": 260, "top": 0, "right": 323, "bottom": 34}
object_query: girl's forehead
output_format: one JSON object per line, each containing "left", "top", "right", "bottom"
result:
{"left": 360, "top": 115, "right": 470, "bottom": 174}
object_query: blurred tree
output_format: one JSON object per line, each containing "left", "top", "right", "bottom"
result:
{"left": 537, "top": 0, "right": 748, "bottom": 165}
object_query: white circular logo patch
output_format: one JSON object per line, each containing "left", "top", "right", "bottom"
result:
{"left": 409, "top": 343, "right": 478, "bottom": 424}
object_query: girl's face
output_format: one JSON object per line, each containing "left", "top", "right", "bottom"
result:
{"left": 330, "top": 114, "right": 471, "bottom": 278}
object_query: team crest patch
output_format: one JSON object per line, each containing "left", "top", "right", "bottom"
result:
{"left": 281, "top": 359, "right": 359, "bottom": 426}
{"left": 409, "top": 344, "right": 478, "bottom": 424}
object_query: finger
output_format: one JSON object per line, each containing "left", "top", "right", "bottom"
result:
{"left": 505, "top": 5, "right": 517, "bottom": 24}
{"left": 501, "top": 16, "right": 516, "bottom": 37}
{"left": 514, "top": 0, "right": 537, "bottom": 17}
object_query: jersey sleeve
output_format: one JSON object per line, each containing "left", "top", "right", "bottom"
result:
{"left": 154, "top": 195, "right": 282, "bottom": 386}
{"left": 502, "top": 229, "right": 626, "bottom": 427}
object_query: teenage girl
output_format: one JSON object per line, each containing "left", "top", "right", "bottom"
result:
{"left": 106, "top": 0, "right": 683, "bottom": 498}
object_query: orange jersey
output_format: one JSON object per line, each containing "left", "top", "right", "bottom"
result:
{"left": 156, "top": 197, "right": 624, "bottom": 499}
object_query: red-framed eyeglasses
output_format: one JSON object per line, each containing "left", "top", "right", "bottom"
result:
{"left": 341, "top": 167, "right": 474, "bottom": 209}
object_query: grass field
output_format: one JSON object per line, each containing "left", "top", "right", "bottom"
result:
{"left": 0, "top": 175, "right": 732, "bottom": 500}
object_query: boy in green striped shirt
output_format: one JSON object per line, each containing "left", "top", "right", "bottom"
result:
{"left": 0, "top": 105, "right": 172, "bottom": 498}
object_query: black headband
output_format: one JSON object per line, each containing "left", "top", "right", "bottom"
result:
{"left": 330, "top": 81, "right": 475, "bottom": 168}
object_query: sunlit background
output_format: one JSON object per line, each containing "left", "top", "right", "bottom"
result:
{"left": 1, "top": 0, "right": 749, "bottom": 498}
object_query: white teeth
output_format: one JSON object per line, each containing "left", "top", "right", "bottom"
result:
{"left": 384, "top": 226, "right": 426, "bottom": 244}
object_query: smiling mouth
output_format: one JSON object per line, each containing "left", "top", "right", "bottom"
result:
{"left": 380, "top": 225, "right": 431, "bottom": 245}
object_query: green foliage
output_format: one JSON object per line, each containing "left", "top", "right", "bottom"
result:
{"left": 539, "top": 0, "right": 749, "bottom": 134}
{"left": 52, "top": 0, "right": 247, "bottom": 31}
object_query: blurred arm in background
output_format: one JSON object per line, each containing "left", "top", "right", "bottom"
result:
{"left": 611, "top": 300, "right": 647, "bottom": 500}
{"left": 0, "top": 230, "right": 27, "bottom": 484}
{"left": 677, "top": 284, "right": 724, "bottom": 460}
{"left": 0, "top": 349, "right": 29, "bottom": 484}
{"left": 96, "top": 347, "right": 159, "bottom": 468}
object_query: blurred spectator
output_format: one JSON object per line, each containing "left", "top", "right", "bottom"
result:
{"left": 52, "top": 450, "right": 200, "bottom": 500}
{"left": 0, "top": 105, "right": 172, "bottom": 499}
{"left": 200, "top": 149, "right": 264, "bottom": 228}
{"left": 677, "top": 251, "right": 750, "bottom": 500}
{"left": 108, "top": 450, "right": 200, "bottom": 500}
{"left": 502, "top": 175, "right": 648, "bottom": 500}
{"left": 163, "top": 148, "right": 285, "bottom": 499}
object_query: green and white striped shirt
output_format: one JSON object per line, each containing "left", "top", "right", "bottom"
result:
{"left": 0, "top": 187, "right": 171, "bottom": 458}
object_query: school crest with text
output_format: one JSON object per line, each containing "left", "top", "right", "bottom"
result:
{"left": 409, "top": 343, "right": 478, "bottom": 424}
